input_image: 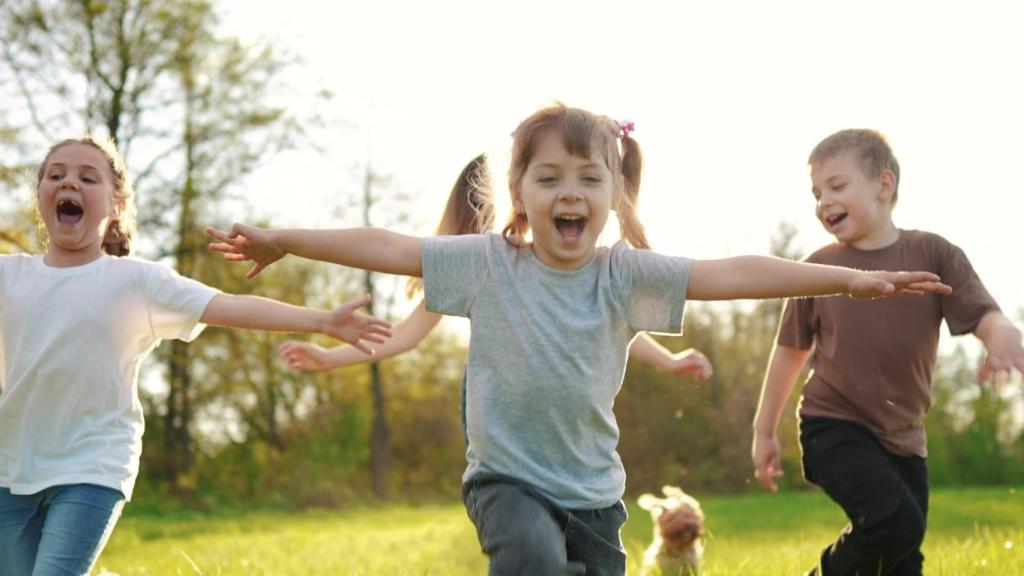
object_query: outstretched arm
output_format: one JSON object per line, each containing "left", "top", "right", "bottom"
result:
{"left": 200, "top": 294, "right": 392, "bottom": 354}
{"left": 628, "top": 333, "right": 713, "bottom": 381}
{"left": 973, "top": 310, "right": 1024, "bottom": 383}
{"left": 207, "top": 224, "right": 423, "bottom": 279}
{"left": 751, "top": 343, "right": 812, "bottom": 493}
{"left": 687, "top": 256, "right": 952, "bottom": 301}
{"left": 279, "top": 301, "right": 443, "bottom": 371}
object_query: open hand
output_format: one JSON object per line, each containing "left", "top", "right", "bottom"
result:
{"left": 848, "top": 271, "right": 952, "bottom": 299}
{"left": 321, "top": 294, "right": 392, "bottom": 353}
{"left": 279, "top": 341, "right": 334, "bottom": 372}
{"left": 207, "top": 223, "right": 285, "bottom": 279}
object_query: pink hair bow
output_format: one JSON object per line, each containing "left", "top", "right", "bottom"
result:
{"left": 617, "top": 119, "right": 635, "bottom": 138}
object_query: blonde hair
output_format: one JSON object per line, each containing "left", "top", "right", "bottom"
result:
{"left": 502, "top": 103, "right": 648, "bottom": 250}
{"left": 37, "top": 136, "right": 137, "bottom": 256}
{"left": 406, "top": 153, "right": 495, "bottom": 298}
{"left": 809, "top": 129, "right": 901, "bottom": 204}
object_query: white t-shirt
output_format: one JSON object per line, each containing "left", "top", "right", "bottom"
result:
{"left": 0, "top": 254, "right": 219, "bottom": 500}
{"left": 423, "top": 234, "right": 692, "bottom": 509}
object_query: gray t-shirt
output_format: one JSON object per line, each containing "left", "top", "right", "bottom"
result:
{"left": 423, "top": 234, "right": 692, "bottom": 509}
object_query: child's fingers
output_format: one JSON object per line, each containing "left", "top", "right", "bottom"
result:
{"left": 208, "top": 241, "right": 238, "bottom": 254}
{"left": 368, "top": 316, "right": 392, "bottom": 329}
{"left": 976, "top": 362, "right": 994, "bottom": 384}
{"left": 857, "top": 277, "right": 894, "bottom": 297}
{"left": 910, "top": 281, "right": 952, "bottom": 295}
{"left": 336, "top": 294, "right": 373, "bottom": 316}
{"left": 891, "top": 271, "right": 941, "bottom": 284}
{"left": 278, "top": 340, "right": 300, "bottom": 353}
{"left": 363, "top": 325, "right": 391, "bottom": 338}
{"left": 230, "top": 222, "right": 254, "bottom": 238}
{"left": 876, "top": 280, "right": 896, "bottom": 295}
{"left": 245, "top": 263, "right": 265, "bottom": 279}
{"left": 755, "top": 462, "right": 768, "bottom": 482}
{"left": 757, "top": 463, "right": 782, "bottom": 492}
{"left": 205, "top": 226, "right": 230, "bottom": 241}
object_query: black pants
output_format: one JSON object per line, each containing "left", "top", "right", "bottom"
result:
{"left": 800, "top": 417, "right": 929, "bottom": 576}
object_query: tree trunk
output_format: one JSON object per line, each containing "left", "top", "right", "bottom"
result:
{"left": 362, "top": 166, "right": 391, "bottom": 498}
{"left": 162, "top": 88, "right": 198, "bottom": 489}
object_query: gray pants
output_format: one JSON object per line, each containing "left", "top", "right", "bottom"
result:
{"left": 463, "top": 475, "right": 627, "bottom": 576}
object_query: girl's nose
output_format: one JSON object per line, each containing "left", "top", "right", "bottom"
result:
{"left": 59, "top": 176, "right": 79, "bottom": 190}
{"left": 558, "top": 184, "right": 583, "bottom": 202}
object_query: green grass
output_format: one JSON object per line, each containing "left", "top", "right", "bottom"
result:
{"left": 94, "top": 486, "right": 1023, "bottom": 575}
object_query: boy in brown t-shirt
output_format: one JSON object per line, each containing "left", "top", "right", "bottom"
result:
{"left": 751, "top": 129, "right": 1024, "bottom": 576}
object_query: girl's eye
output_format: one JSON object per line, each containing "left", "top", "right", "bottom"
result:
{"left": 583, "top": 175, "right": 602, "bottom": 184}
{"left": 82, "top": 176, "right": 96, "bottom": 183}
{"left": 538, "top": 176, "right": 558, "bottom": 184}
{"left": 834, "top": 183, "right": 846, "bottom": 191}
{"left": 48, "top": 172, "right": 63, "bottom": 180}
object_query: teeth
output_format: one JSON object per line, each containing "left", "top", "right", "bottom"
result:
{"left": 557, "top": 215, "right": 584, "bottom": 221}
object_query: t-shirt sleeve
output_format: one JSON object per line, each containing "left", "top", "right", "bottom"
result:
{"left": 775, "top": 251, "right": 820, "bottom": 350}
{"left": 775, "top": 296, "right": 816, "bottom": 350}
{"left": 422, "top": 234, "right": 489, "bottom": 317}
{"left": 934, "top": 236, "right": 1000, "bottom": 335}
{"left": 615, "top": 244, "right": 692, "bottom": 334}
{"left": 143, "top": 261, "right": 221, "bottom": 341}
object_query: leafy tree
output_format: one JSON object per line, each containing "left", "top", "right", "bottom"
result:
{"left": 1, "top": 0, "right": 310, "bottom": 490}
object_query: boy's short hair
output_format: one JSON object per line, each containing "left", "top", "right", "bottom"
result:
{"left": 809, "top": 129, "right": 901, "bottom": 204}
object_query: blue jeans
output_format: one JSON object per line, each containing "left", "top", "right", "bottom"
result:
{"left": 0, "top": 484, "right": 126, "bottom": 576}
{"left": 464, "top": 474, "right": 628, "bottom": 576}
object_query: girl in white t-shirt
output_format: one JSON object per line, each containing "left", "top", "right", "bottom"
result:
{"left": 0, "top": 137, "right": 391, "bottom": 576}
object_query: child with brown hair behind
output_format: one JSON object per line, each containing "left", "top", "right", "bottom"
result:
{"left": 751, "top": 129, "right": 1024, "bottom": 576}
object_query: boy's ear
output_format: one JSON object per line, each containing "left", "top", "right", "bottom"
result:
{"left": 877, "top": 170, "right": 897, "bottom": 204}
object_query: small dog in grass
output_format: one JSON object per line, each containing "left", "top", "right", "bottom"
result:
{"left": 637, "top": 485, "right": 705, "bottom": 575}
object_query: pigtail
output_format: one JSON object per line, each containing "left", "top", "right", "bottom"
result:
{"left": 500, "top": 212, "right": 530, "bottom": 248}
{"left": 102, "top": 220, "right": 131, "bottom": 256}
{"left": 406, "top": 153, "right": 494, "bottom": 298}
{"left": 617, "top": 132, "right": 650, "bottom": 250}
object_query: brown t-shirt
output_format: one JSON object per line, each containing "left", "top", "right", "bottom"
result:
{"left": 777, "top": 229, "right": 999, "bottom": 457}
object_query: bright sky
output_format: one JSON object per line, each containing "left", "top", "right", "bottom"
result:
{"left": 221, "top": 1, "right": 1024, "bottom": 344}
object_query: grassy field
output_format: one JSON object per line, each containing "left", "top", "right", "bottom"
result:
{"left": 94, "top": 485, "right": 1023, "bottom": 575}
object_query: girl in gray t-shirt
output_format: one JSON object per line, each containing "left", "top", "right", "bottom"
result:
{"left": 209, "top": 104, "right": 950, "bottom": 576}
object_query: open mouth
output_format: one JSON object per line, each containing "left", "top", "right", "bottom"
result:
{"left": 825, "top": 212, "right": 847, "bottom": 228}
{"left": 554, "top": 214, "right": 587, "bottom": 243}
{"left": 56, "top": 199, "right": 84, "bottom": 226}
